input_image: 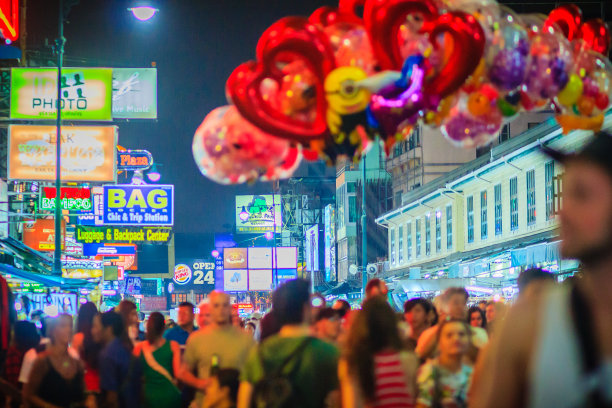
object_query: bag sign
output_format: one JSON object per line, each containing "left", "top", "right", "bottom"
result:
{"left": 103, "top": 185, "right": 174, "bottom": 226}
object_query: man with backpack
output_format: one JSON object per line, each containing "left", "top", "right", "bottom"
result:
{"left": 237, "top": 279, "right": 340, "bottom": 408}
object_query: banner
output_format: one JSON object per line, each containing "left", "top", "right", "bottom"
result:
{"left": 61, "top": 258, "right": 103, "bottom": 279}
{"left": 76, "top": 225, "right": 172, "bottom": 244}
{"left": 82, "top": 243, "right": 136, "bottom": 256}
{"left": 11, "top": 68, "right": 113, "bottom": 120}
{"left": 8, "top": 125, "right": 117, "bottom": 182}
{"left": 235, "top": 195, "right": 282, "bottom": 233}
{"left": 22, "top": 218, "right": 65, "bottom": 251}
{"left": 112, "top": 68, "right": 157, "bottom": 119}
{"left": 103, "top": 185, "right": 173, "bottom": 226}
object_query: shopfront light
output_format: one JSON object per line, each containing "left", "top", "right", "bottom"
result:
{"left": 128, "top": 6, "right": 159, "bottom": 21}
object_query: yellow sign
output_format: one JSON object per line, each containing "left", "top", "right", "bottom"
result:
{"left": 8, "top": 125, "right": 117, "bottom": 182}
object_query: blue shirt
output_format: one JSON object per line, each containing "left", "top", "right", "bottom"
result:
{"left": 99, "top": 338, "right": 141, "bottom": 408}
{"left": 163, "top": 325, "right": 194, "bottom": 346}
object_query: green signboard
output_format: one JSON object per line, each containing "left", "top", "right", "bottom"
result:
{"left": 76, "top": 225, "right": 172, "bottom": 244}
{"left": 11, "top": 68, "right": 113, "bottom": 121}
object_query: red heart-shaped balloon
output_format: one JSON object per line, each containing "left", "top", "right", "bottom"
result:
{"left": 339, "top": 0, "right": 366, "bottom": 18}
{"left": 424, "top": 11, "right": 486, "bottom": 98}
{"left": 309, "top": 6, "right": 362, "bottom": 27}
{"left": 578, "top": 19, "right": 611, "bottom": 56}
{"left": 226, "top": 17, "right": 336, "bottom": 144}
{"left": 364, "top": 0, "right": 439, "bottom": 70}
{"left": 544, "top": 4, "right": 583, "bottom": 41}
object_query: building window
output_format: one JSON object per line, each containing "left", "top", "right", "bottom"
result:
{"left": 495, "top": 184, "right": 502, "bottom": 236}
{"left": 394, "top": 191, "right": 403, "bottom": 208}
{"left": 416, "top": 218, "right": 422, "bottom": 258}
{"left": 347, "top": 182, "right": 356, "bottom": 193}
{"left": 545, "top": 161, "right": 555, "bottom": 220}
{"left": 348, "top": 195, "right": 357, "bottom": 223}
{"left": 481, "top": 190, "right": 488, "bottom": 240}
{"left": 510, "top": 177, "right": 519, "bottom": 231}
{"left": 527, "top": 170, "right": 536, "bottom": 226}
{"left": 499, "top": 124, "right": 510, "bottom": 143}
{"left": 425, "top": 213, "right": 431, "bottom": 256}
{"left": 467, "top": 196, "right": 474, "bottom": 243}
{"left": 435, "top": 211, "right": 442, "bottom": 252}
{"left": 528, "top": 122, "right": 540, "bottom": 130}
{"left": 446, "top": 205, "right": 453, "bottom": 250}
{"left": 391, "top": 230, "right": 396, "bottom": 265}
{"left": 398, "top": 225, "right": 404, "bottom": 264}
{"left": 407, "top": 221, "right": 412, "bottom": 261}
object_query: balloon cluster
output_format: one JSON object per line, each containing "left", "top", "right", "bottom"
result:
{"left": 193, "top": 0, "right": 612, "bottom": 184}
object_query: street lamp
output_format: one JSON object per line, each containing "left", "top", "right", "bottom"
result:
{"left": 128, "top": 6, "right": 159, "bottom": 21}
{"left": 146, "top": 163, "right": 161, "bottom": 182}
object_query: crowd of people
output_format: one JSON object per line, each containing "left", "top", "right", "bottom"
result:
{"left": 0, "top": 129, "right": 612, "bottom": 408}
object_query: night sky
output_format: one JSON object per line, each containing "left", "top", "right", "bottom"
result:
{"left": 25, "top": 0, "right": 333, "bottom": 242}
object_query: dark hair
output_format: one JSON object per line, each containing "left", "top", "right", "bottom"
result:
{"left": 146, "top": 312, "right": 166, "bottom": 343}
{"left": 215, "top": 368, "right": 240, "bottom": 404}
{"left": 345, "top": 297, "right": 403, "bottom": 403}
{"left": 404, "top": 298, "right": 433, "bottom": 314}
{"left": 333, "top": 299, "right": 351, "bottom": 318}
{"left": 430, "top": 304, "right": 439, "bottom": 326}
{"left": 365, "top": 278, "right": 384, "bottom": 298}
{"left": 443, "top": 287, "right": 469, "bottom": 302}
{"left": 272, "top": 279, "right": 310, "bottom": 326}
{"left": 436, "top": 318, "right": 472, "bottom": 349}
{"left": 259, "top": 310, "right": 281, "bottom": 342}
{"left": 13, "top": 321, "right": 40, "bottom": 352}
{"left": 100, "top": 311, "right": 125, "bottom": 340}
{"left": 517, "top": 268, "right": 555, "bottom": 292}
{"left": 179, "top": 302, "right": 195, "bottom": 310}
{"left": 467, "top": 306, "right": 487, "bottom": 329}
{"left": 118, "top": 300, "right": 137, "bottom": 326}
{"left": 77, "top": 302, "right": 101, "bottom": 370}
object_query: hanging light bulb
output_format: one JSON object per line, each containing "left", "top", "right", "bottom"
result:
{"left": 128, "top": 6, "right": 159, "bottom": 21}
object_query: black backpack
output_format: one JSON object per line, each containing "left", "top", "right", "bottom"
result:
{"left": 251, "top": 338, "right": 312, "bottom": 408}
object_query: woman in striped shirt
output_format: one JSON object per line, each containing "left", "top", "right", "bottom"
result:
{"left": 339, "top": 297, "right": 418, "bottom": 407}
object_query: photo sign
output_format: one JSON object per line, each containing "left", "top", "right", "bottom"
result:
{"left": 112, "top": 68, "right": 157, "bottom": 119}
{"left": 8, "top": 125, "right": 117, "bottom": 182}
{"left": 11, "top": 68, "right": 113, "bottom": 121}
{"left": 76, "top": 225, "right": 172, "bottom": 244}
{"left": 103, "top": 185, "right": 174, "bottom": 226}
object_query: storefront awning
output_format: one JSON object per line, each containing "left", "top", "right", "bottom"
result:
{"left": 0, "top": 263, "right": 95, "bottom": 291}
{"left": 396, "top": 277, "right": 506, "bottom": 294}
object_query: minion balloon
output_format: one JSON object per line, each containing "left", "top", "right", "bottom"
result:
{"left": 322, "top": 67, "right": 372, "bottom": 162}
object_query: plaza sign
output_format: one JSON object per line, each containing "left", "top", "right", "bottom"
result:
{"left": 40, "top": 187, "right": 92, "bottom": 211}
{"left": 117, "top": 149, "right": 153, "bottom": 171}
{"left": 112, "top": 68, "right": 157, "bottom": 119}
{"left": 8, "top": 125, "right": 117, "bottom": 182}
{"left": 11, "top": 68, "right": 113, "bottom": 120}
{"left": 76, "top": 225, "right": 172, "bottom": 244}
{"left": 102, "top": 185, "right": 174, "bottom": 226}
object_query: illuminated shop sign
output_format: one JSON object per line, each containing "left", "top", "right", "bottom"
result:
{"left": 235, "top": 195, "right": 282, "bottom": 233}
{"left": 10, "top": 68, "right": 113, "bottom": 121}
{"left": 40, "top": 187, "right": 92, "bottom": 211}
{"left": 172, "top": 260, "right": 215, "bottom": 293}
{"left": 117, "top": 149, "right": 153, "bottom": 171}
{"left": 102, "top": 185, "right": 174, "bottom": 226}
{"left": 0, "top": 0, "right": 19, "bottom": 42}
{"left": 8, "top": 125, "right": 117, "bottom": 182}
{"left": 76, "top": 225, "right": 172, "bottom": 244}
{"left": 112, "top": 68, "right": 157, "bottom": 119}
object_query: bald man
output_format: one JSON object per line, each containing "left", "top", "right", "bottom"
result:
{"left": 181, "top": 291, "right": 254, "bottom": 406}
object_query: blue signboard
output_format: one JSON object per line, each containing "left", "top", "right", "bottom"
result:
{"left": 172, "top": 259, "right": 216, "bottom": 293}
{"left": 103, "top": 185, "right": 174, "bottom": 226}
{"left": 83, "top": 243, "right": 136, "bottom": 257}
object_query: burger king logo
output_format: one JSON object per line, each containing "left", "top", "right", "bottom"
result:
{"left": 173, "top": 264, "right": 192, "bottom": 285}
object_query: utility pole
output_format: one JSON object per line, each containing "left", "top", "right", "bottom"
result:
{"left": 361, "top": 151, "right": 367, "bottom": 297}
{"left": 53, "top": 0, "right": 65, "bottom": 275}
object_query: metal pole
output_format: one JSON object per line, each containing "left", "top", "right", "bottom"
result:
{"left": 54, "top": 0, "right": 64, "bottom": 275}
{"left": 361, "top": 151, "right": 367, "bottom": 297}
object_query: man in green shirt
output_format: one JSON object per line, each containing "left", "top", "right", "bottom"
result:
{"left": 237, "top": 279, "right": 340, "bottom": 408}
{"left": 182, "top": 291, "right": 254, "bottom": 407}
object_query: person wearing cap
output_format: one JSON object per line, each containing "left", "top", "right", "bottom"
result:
{"left": 313, "top": 307, "right": 342, "bottom": 345}
{"left": 472, "top": 130, "right": 612, "bottom": 408}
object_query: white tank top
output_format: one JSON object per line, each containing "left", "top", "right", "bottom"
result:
{"left": 529, "top": 285, "right": 612, "bottom": 408}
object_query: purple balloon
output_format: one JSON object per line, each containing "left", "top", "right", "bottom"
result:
{"left": 442, "top": 112, "right": 502, "bottom": 147}
{"left": 489, "top": 48, "right": 528, "bottom": 90}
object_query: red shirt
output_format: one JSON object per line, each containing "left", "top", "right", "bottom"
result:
{"left": 4, "top": 346, "right": 25, "bottom": 386}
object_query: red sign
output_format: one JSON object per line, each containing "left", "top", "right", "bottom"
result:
{"left": 0, "top": 0, "right": 18, "bottom": 42}
{"left": 43, "top": 187, "right": 91, "bottom": 200}
{"left": 117, "top": 266, "right": 125, "bottom": 281}
{"left": 22, "top": 219, "right": 66, "bottom": 252}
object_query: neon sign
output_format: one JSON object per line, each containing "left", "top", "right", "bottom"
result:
{"left": 117, "top": 149, "right": 153, "bottom": 171}
{"left": 0, "top": 0, "right": 19, "bottom": 42}
{"left": 40, "top": 187, "right": 92, "bottom": 211}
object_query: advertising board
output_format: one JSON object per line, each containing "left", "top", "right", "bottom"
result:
{"left": 248, "top": 247, "right": 272, "bottom": 269}
{"left": 112, "top": 68, "right": 158, "bottom": 119}
{"left": 0, "top": 0, "right": 19, "bottom": 42}
{"left": 324, "top": 205, "right": 336, "bottom": 282}
{"left": 8, "top": 125, "right": 117, "bottom": 182}
{"left": 274, "top": 247, "right": 298, "bottom": 269}
{"left": 22, "top": 218, "right": 65, "bottom": 251}
{"left": 103, "top": 185, "right": 174, "bottom": 226}
{"left": 0, "top": 180, "right": 7, "bottom": 239}
{"left": 82, "top": 243, "right": 136, "bottom": 257}
{"left": 76, "top": 225, "right": 172, "bottom": 244}
{"left": 248, "top": 269, "right": 273, "bottom": 291}
{"left": 40, "top": 187, "right": 92, "bottom": 212}
{"left": 11, "top": 68, "right": 113, "bottom": 120}
{"left": 235, "top": 195, "right": 281, "bottom": 233}
{"left": 172, "top": 260, "right": 215, "bottom": 293}
{"left": 117, "top": 149, "right": 153, "bottom": 171}
{"left": 223, "top": 269, "right": 248, "bottom": 292}
{"left": 223, "top": 248, "right": 247, "bottom": 270}
{"left": 305, "top": 225, "right": 320, "bottom": 272}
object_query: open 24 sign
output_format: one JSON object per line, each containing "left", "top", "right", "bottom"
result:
{"left": 172, "top": 260, "right": 215, "bottom": 293}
